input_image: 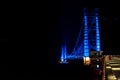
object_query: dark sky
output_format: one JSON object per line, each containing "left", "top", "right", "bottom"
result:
{"left": 0, "top": 4, "right": 8, "bottom": 44}
{"left": 1, "top": 0, "right": 120, "bottom": 75}
{"left": 0, "top": 5, "right": 8, "bottom": 62}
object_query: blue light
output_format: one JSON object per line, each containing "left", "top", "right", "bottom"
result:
{"left": 97, "top": 45, "right": 100, "bottom": 48}
{"left": 84, "top": 43, "right": 87, "bottom": 45}
{"left": 84, "top": 46, "right": 88, "bottom": 48}
{"left": 96, "top": 34, "right": 100, "bottom": 37}
{"left": 84, "top": 37, "right": 88, "bottom": 39}
{"left": 96, "top": 16, "right": 101, "bottom": 51}
{"left": 84, "top": 34, "right": 88, "bottom": 36}
{"left": 61, "top": 47, "right": 64, "bottom": 62}
{"left": 84, "top": 15, "right": 89, "bottom": 57}
{"left": 96, "top": 36, "right": 99, "bottom": 39}
{"left": 84, "top": 40, "right": 88, "bottom": 43}
{"left": 60, "top": 45, "right": 67, "bottom": 63}
{"left": 96, "top": 40, "right": 100, "bottom": 43}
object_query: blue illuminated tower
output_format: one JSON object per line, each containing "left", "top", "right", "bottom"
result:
{"left": 95, "top": 8, "right": 101, "bottom": 51}
{"left": 60, "top": 45, "right": 67, "bottom": 63}
{"left": 59, "top": 8, "right": 101, "bottom": 64}
{"left": 83, "top": 8, "right": 89, "bottom": 57}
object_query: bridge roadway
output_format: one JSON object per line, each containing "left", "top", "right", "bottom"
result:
{"left": 105, "top": 55, "right": 120, "bottom": 80}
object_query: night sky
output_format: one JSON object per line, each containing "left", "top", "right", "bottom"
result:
{"left": 1, "top": 0, "right": 120, "bottom": 76}
{"left": 0, "top": 4, "right": 8, "bottom": 75}
{"left": 0, "top": 2, "right": 8, "bottom": 60}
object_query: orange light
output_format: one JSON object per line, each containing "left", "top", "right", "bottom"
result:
{"left": 83, "top": 57, "right": 91, "bottom": 65}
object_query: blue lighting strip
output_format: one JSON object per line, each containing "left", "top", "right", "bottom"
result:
{"left": 84, "top": 15, "right": 89, "bottom": 57}
{"left": 96, "top": 16, "right": 101, "bottom": 51}
{"left": 61, "top": 45, "right": 67, "bottom": 63}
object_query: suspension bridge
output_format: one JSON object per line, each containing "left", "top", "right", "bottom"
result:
{"left": 59, "top": 8, "right": 102, "bottom": 64}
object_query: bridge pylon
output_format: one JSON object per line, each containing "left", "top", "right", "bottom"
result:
{"left": 59, "top": 8, "right": 102, "bottom": 64}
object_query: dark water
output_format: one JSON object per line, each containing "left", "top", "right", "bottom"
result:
{"left": 0, "top": 41, "right": 94, "bottom": 79}
{"left": 5, "top": 60, "right": 93, "bottom": 78}
{"left": 0, "top": 42, "right": 95, "bottom": 79}
{"left": 1, "top": 54, "right": 102, "bottom": 80}
{"left": 11, "top": 60, "right": 92, "bottom": 79}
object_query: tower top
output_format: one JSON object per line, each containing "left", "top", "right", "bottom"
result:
{"left": 83, "top": 8, "right": 99, "bottom": 16}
